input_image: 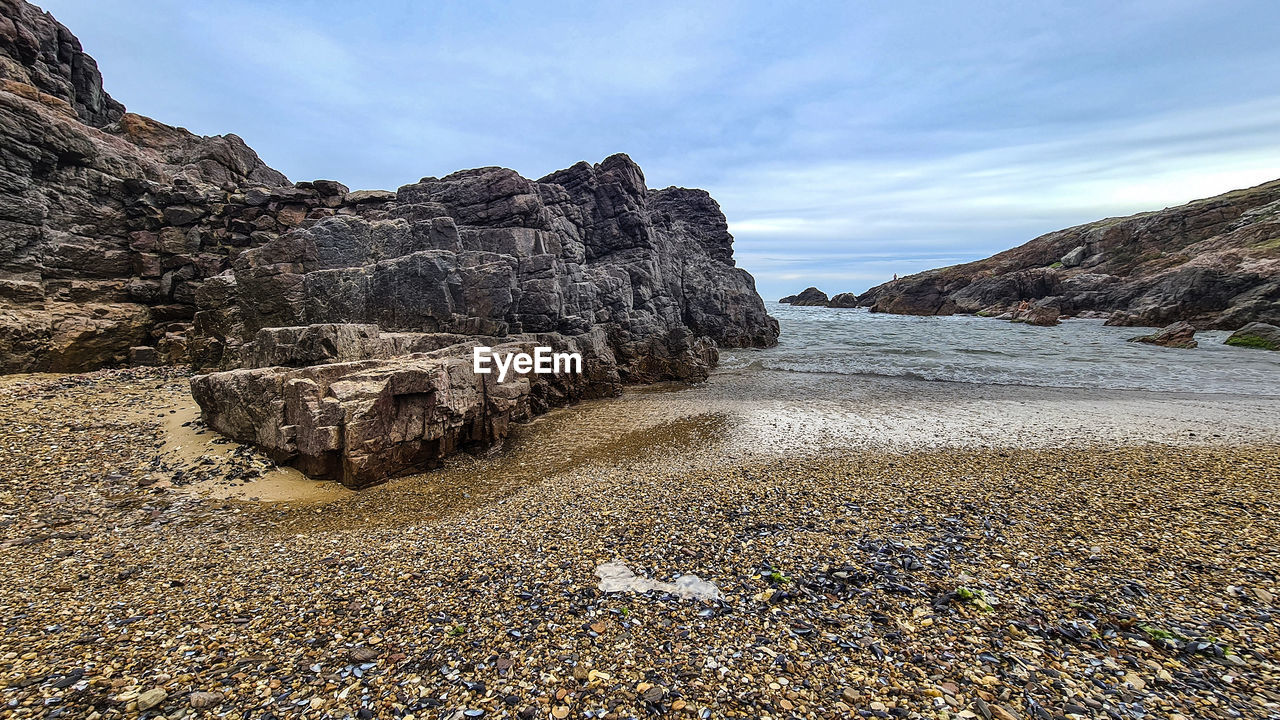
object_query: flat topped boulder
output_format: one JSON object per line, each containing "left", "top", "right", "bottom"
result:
{"left": 191, "top": 329, "right": 641, "bottom": 488}
{"left": 1129, "top": 321, "right": 1198, "bottom": 348}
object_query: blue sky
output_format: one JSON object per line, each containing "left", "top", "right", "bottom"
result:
{"left": 40, "top": 0, "right": 1280, "bottom": 299}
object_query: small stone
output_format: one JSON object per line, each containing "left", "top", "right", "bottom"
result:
{"left": 1123, "top": 673, "right": 1146, "bottom": 691}
{"left": 642, "top": 686, "right": 665, "bottom": 703}
{"left": 136, "top": 688, "right": 167, "bottom": 711}
{"left": 189, "top": 691, "right": 223, "bottom": 708}
{"left": 990, "top": 706, "right": 1020, "bottom": 720}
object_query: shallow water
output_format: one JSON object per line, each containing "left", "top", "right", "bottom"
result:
{"left": 720, "top": 303, "right": 1280, "bottom": 395}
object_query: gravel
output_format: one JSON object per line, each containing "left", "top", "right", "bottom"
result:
{"left": 1, "top": 367, "right": 1278, "bottom": 719}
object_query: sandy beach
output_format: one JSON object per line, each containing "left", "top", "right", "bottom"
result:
{"left": 1, "top": 366, "right": 1278, "bottom": 719}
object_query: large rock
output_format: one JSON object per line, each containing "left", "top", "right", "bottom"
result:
{"left": 1128, "top": 321, "right": 1198, "bottom": 349}
{"left": 781, "top": 287, "right": 829, "bottom": 306}
{"left": 0, "top": 301, "right": 150, "bottom": 372}
{"left": 191, "top": 156, "right": 776, "bottom": 371}
{"left": 189, "top": 155, "right": 775, "bottom": 485}
{"left": 1007, "top": 299, "right": 1060, "bottom": 327}
{"left": 1225, "top": 322, "right": 1280, "bottom": 350}
{"left": 827, "top": 292, "right": 859, "bottom": 308}
{"left": 856, "top": 182, "right": 1280, "bottom": 328}
{"left": 192, "top": 331, "right": 634, "bottom": 487}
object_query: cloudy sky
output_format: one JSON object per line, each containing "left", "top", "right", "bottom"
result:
{"left": 41, "top": 0, "right": 1280, "bottom": 299}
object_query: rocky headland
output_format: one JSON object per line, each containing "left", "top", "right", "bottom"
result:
{"left": 852, "top": 180, "right": 1280, "bottom": 329}
{"left": 0, "top": 0, "right": 778, "bottom": 486}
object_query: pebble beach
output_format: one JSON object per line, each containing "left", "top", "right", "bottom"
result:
{"left": 2, "top": 366, "right": 1279, "bottom": 720}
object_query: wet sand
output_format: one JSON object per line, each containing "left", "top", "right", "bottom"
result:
{"left": 1, "top": 367, "right": 1278, "bottom": 719}
{"left": 158, "top": 363, "right": 1280, "bottom": 517}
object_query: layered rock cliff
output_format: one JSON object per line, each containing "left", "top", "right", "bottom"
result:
{"left": 0, "top": 0, "right": 778, "bottom": 486}
{"left": 189, "top": 156, "right": 778, "bottom": 486}
{"left": 0, "top": 0, "right": 290, "bottom": 371}
{"left": 856, "top": 179, "right": 1280, "bottom": 328}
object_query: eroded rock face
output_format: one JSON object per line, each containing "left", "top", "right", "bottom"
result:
{"left": 856, "top": 181, "right": 1280, "bottom": 328}
{"left": 189, "top": 156, "right": 774, "bottom": 485}
{"left": 0, "top": 0, "right": 293, "bottom": 371}
{"left": 190, "top": 156, "right": 776, "bottom": 374}
{"left": 0, "top": 0, "right": 123, "bottom": 127}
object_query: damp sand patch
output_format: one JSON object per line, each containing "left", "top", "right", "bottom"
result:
{"left": 157, "top": 402, "right": 350, "bottom": 504}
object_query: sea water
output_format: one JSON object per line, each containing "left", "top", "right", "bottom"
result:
{"left": 719, "top": 303, "right": 1280, "bottom": 396}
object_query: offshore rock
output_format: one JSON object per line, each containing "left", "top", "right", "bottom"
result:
{"left": 1224, "top": 322, "right": 1280, "bottom": 350}
{"left": 1128, "top": 321, "right": 1198, "bottom": 349}
{"left": 1008, "top": 299, "right": 1061, "bottom": 327}
{"left": 781, "top": 287, "right": 829, "bottom": 306}
{"left": 827, "top": 292, "right": 859, "bottom": 308}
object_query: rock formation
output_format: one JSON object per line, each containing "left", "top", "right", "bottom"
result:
{"left": 856, "top": 180, "right": 1280, "bottom": 329}
{"left": 1128, "top": 321, "right": 1198, "bottom": 349}
{"left": 1225, "top": 322, "right": 1279, "bottom": 350}
{"left": 1006, "top": 299, "right": 1061, "bottom": 327}
{"left": 0, "top": 0, "right": 290, "bottom": 372}
{"left": 827, "top": 292, "right": 859, "bottom": 308}
{"left": 778, "top": 286, "right": 829, "bottom": 306}
{"left": 0, "top": 0, "right": 778, "bottom": 486}
{"left": 777, "top": 288, "right": 873, "bottom": 309}
{"left": 190, "top": 157, "right": 778, "bottom": 486}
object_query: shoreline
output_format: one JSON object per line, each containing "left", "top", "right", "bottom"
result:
{"left": 714, "top": 361, "right": 1280, "bottom": 400}
{"left": 2, "top": 364, "right": 1278, "bottom": 507}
